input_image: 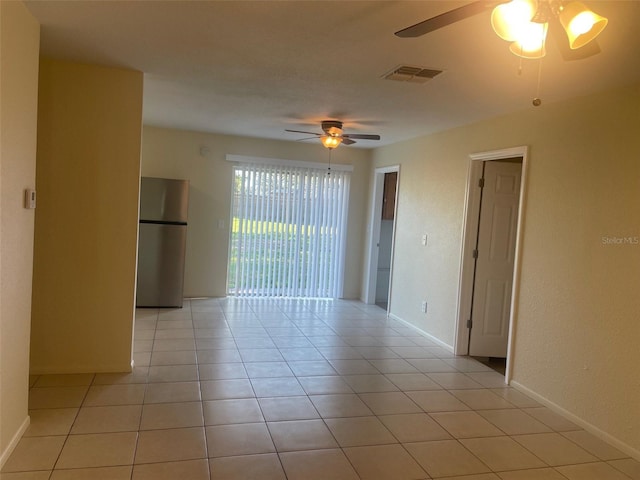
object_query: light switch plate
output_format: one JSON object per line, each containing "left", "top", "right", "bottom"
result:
{"left": 24, "top": 189, "right": 36, "bottom": 209}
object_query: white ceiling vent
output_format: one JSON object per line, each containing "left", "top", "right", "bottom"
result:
{"left": 384, "top": 65, "right": 443, "bottom": 84}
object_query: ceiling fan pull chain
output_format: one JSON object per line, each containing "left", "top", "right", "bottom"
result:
{"left": 533, "top": 56, "right": 544, "bottom": 106}
{"left": 328, "top": 149, "right": 332, "bottom": 176}
{"left": 517, "top": 52, "right": 523, "bottom": 76}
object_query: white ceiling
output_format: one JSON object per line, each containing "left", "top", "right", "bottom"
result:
{"left": 25, "top": 1, "right": 640, "bottom": 148}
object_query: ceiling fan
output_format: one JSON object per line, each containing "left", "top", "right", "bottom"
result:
{"left": 285, "top": 120, "right": 381, "bottom": 149}
{"left": 395, "top": 0, "right": 608, "bottom": 61}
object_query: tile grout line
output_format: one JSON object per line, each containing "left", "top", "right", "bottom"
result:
{"left": 131, "top": 306, "right": 159, "bottom": 476}
{"left": 187, "top": 303, "right": 213, "bottom": 480}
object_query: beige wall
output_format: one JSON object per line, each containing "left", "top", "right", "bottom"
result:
{"left": 0, "top": 1, "right": 40, "bottom": 463}
{"left": 30, "top": 59, "right": 143, "bottom": 374}
{"left": 369, "top": 135, "right": 470, "bottom": 344}
{"left": 372, "top": 84, "right": 640, "bottom": 455}
{"left": 141, "top": 126, "right": 372, "bottom": 299}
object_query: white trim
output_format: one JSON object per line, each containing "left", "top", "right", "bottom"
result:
{"left": 363, "top": 165, "right": 400, "bottom": 306}
{"left": 454, "top": 145, "right": 529, "bottom": 385}
{"left": 29, "top": 363, "right": 132, "bottom": 374}
{"left": 389, "top": 313, "right": 455, "bottom": 353}
{"left": 469, "top": 146, "right": 528, "bottom": 162}
{"left": 363, "top": 174, "right": 384, "bottom": 304}
{"left": 455, "top": 160, "right": 484, "bottom": 354}
{"left": 511, "top": 381, "right": 640, "bottom": 461}
{"left": 0, "top": 415, "right": 30, "bottom": 469}
{"left": 374, "top": 165, "right": 401, "bottom": 175}
{"left": 225, "top": 154, "right": 354, "bottom": 172}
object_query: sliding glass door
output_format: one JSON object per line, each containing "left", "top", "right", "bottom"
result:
{"left": 228, "top": 161, "right": 350, "bottom": 298}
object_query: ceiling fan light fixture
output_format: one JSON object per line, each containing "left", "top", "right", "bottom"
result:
{"left": 559, "top": 1, "right": 608, "bottom": 49}
{"left": 491, "top": 0, "right": 537, "bottom": 41}
{"left": 509, "top": 39, "right": 546, "bottom": 58}
{"left": 320, "top": 135, "right": 342, "bottom": 149}
{"left": 509, "top": 20, "right": 548, "bottom": 58}
{"left": 326, "top": 126, "right": 342, "bottom": 136}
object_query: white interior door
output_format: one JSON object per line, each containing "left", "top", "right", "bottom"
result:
{"left": 469, "top": 160, "right": 522, "bottom": 357}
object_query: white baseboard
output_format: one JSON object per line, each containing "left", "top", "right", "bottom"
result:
{"left": 30, "top": 362, "right": 132, "bottom": 375}
{"left": 0, "top": 415, "right": 30, "bottom": 469}
{"left": 511, "top": 381, "right": 640, "bottom": 462}
{"left": 388, "top": 313, "right": 454, "bottom": 353}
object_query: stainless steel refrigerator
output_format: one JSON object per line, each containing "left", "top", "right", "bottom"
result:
{"left": 136, "top": 177, "right": 189, "bottom": 308}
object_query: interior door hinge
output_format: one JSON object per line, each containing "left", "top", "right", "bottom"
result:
{"left": 467, "top": 319, "right": 472, "bottom": 329}
{"left": 472, "top": 249, "right": 478, "bottom": 259}
{"left": 478, "top": 177, "right": 485, "bottom": 188}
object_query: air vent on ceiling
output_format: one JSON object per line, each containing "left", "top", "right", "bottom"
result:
{"left": 384, "top": 65, "right": 443, "bottom": 84}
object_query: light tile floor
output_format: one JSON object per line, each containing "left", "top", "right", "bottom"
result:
{"left": 3, "top": 298, "right": 638, "bottom": 479}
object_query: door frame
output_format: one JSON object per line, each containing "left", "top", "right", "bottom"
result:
{"left": 454, "top": 146, "right": 529, "bottom": 383}
{"left": 364, "top": 165, "right": 400, "bottom": 309}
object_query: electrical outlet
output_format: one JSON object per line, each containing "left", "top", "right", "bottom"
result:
{"left": 421, "top": 301, "right": 427, "bottom": 313}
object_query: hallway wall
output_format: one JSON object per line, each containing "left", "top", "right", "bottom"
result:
{"left": 371, "top": 83, "right": 640, "bottom": 455}
{"left": 30, "top": 59, "right": 143, "bottom": 374}
{"left": 0, "top": 0, "right": 40, "bottom": 464}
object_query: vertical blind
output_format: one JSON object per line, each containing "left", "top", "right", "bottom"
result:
{"left": 228, "top": 161, "right": 350, "bottom": 298}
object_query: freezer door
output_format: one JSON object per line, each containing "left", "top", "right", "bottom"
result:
{"left": 140, "top": 177, "right": 189, "bottom": 223}
{"left": 136, "top": 223, "right": 187, "bottom": 308}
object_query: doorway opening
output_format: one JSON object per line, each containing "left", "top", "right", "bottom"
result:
{"left": 364, "top": 166, "right": 399, "bottom": 312}
{"left": 455, "top": 147, "right": 529, "bottom": 383}
{"left": 471, "top": 356, "right": 507, "bottom": 375}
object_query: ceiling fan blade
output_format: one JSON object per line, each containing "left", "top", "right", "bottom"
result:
{"left": 342, "top": 134, "right": 380, "bottom": 140}
{"left": 285, "top": 129, "right": 320, "bottom": 136}
{"left": 395, "top": 1, "right": 496, "bottom": 38}
{"left": 548, "top": 16, "right": 601, "bottom": 61}
{"left": 341, "top": 138, "right": 357, "bottom": 146}
{"left": 295, "top": 136, "right": 320, "bottom": 142}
